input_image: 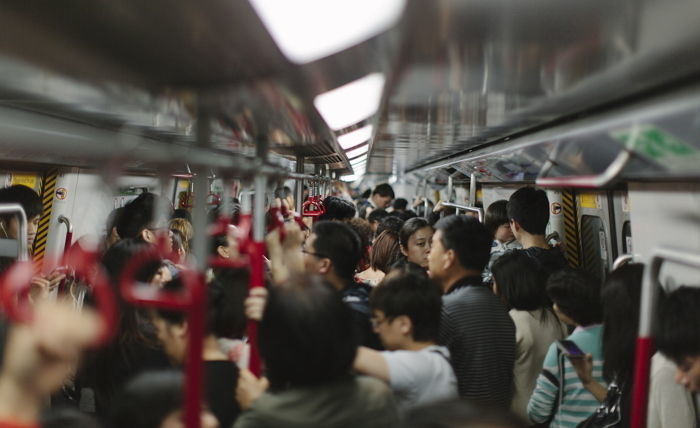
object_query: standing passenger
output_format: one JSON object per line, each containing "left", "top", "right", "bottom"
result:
{"left": 508, "top": 187, "right": 567, "bottom": 275}
{"left": 398, "top": 217, "right": 434, "bottom": 272}
{"left": 428, "top": 215, "right": 515, "bottom": 408}
{"left": 482, "top": 199, "right": 521, "bottom": 283}
{"left": 358, "top": 183, "right": 395, "bottom": 219}
{"left": 491, "top": 251, "right": 567, "bottom": 421}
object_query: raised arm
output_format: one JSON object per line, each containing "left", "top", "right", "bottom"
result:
{"left": 353, "top": 346, "right": 390, "bottom": 383}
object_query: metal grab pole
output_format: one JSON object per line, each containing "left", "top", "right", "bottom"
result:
{"left": 247, "top": 174, "right": 267, "bottom": 377}
{"left": 57, "top": 215, "right": 73, "bottom": 256}
{"left": 295, "top": 156, "right": 304, "bottom": 214}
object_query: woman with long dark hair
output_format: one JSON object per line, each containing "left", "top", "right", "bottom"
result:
{"left": 398, "top": 217, "right": 433, "bottom": 271}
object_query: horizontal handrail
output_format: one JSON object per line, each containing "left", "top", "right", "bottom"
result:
{"left": 440, "top": 202, "right": 484, "bottom": 223}
{"left": 612, "top": 253, "right": 636, "bottom": 271}
{"left": 535, "top": 148, "right": 632, "bottom": 188}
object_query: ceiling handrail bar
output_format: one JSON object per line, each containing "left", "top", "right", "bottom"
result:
{"left": 440, "top": 202, "right": 484, "bottom": 223}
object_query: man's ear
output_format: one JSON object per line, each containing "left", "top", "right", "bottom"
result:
{"left": 444, "top": 249, "right": 457, "bottom": 271}
{"left": 141, "top": 228, "right": 154, "bottom": 243}
{"left": 217, "top": 245, "right": 229, "bottom": 259}
{"left": 510, "top": 219, "right": 522, "bottom": 233}
{"left": 318, "top": 258, "right": 332, "bottom": 275}
{"left": 173, "top": 320, "right": 188, "bottom": 340}
{"left": 397, "top": 315, "right": 412, "bottom": 336}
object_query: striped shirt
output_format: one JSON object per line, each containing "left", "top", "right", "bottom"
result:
{"left": 527, "top": 325, "right": 605, "bottom": 428}
{"left": 438, "top": 276, "right": 516, "bottom": 409}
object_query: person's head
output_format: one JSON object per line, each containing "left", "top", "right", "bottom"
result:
{"left": 104, "top": 207, "right": 125, "bottom": 248}
{"left": 367, "top": 208, "right": 389, "bottom": 233}
{"left": 376, "top": 215, "right": 405, "bottom": 239}
{"left": 507, "top": 187, "right": 550, "bottom": 239}
{"left": 210, "top": 225, "right": 238, "bottom": 260}
{"left": 546, "top": 268, "right": 602, "bottom": 327}
{"left": 169, "top": 218, "right": 193, "bottom": 253}
{"left": 370, "top": 270, "right": 442, "bottom": 350}
{"left": 371, "top": 183, "right": 395, "bottom": 209}
{"left": 600, "top": 263, "right": 643, "bottom": 385}
{"left": 110, "top": 371, "right": 218, "bottom": 428}
{"left": 318, "top": 196, "right": 356, "bottom": 222}
{"left": 370, "top": 230, "right": 402, "bottom": 274}
{"left": 304, "top": 221, "right": 361, "bottom": 282}
{"left": 259, "top": 274, "right": 357, "bottom": 389}
{"left": 347, "top": 217, "right": 373, "bottom": 271}
{"left": 398, "top": 210, "right": 418, "bottom": 221}
{"left": 656, "top": 286, "right": 700, "bottom": 392}
{"left": 404, "top": 399, "right": 526, "bottom": 428}
{"left": 171, "top": 208, "right": 192, "bottom": 223}
{"left": 392, "top": 198, "right": 408, "bottom": 212}
{"left": 428, "top": 216, "right": 491, "bottom": 288}
{"left": 170, "top": 229, "right": 187, "bottom": 264}
{"left": 0, "top": 185, "right": 42, "bottom": 249}
{"left": 152, "top": 269, "right": 247, "bottom": 364}
{"left": 117, "top": 193, "right": 173, "bottom": 249}
{"left": 491, "top": 251, "right": 549, "bottom": 311}
{"left": 399, "top": 218, "right": 433, "bottom": 269}
{"left": 485, "top": 200, "right": 514, "bottom": 243}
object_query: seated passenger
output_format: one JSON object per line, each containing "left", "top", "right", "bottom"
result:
{"left": 508, "top": 187, "right": 567, "bottom": 275}
{"left": 109, "top": 371, "right": 218, "bottom": 428}
{"left": 353, "top": 270, "right": 457, "bottom": 411}
{"left": 527, "top": 268, "right": 604, "bottom": 427}
{"left": 151, "top": 276, "right": 242, "bottom": 428}
{"left": 234, "top": 274, "right": 399, "bottom": 428}
{"left": 428, "top": 215, "right": 515, "bottom": 408}
{"left": 482, "top": 199, "right": 522, "bottom": 283}
{"left": 568, "top": 264, "right": 696, "bottom": 428}
{"left": 303, "top": 221, "right": 382, "bottom": 349}
{"left": 397, "top": 217, "right": 433, "bottom": 272}
{"left": 491, "top": 252, "right": 566, "bottom": 421}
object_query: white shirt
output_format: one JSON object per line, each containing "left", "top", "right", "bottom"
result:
{"left": 382, "top": 345, "right": 458, "bottom": 411}
{"left": 647, "top": 353, "right": 697, "bottom": 428}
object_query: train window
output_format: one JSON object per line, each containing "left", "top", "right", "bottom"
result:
{"left": 622, "top": 221, "right": 633, "bottom": 254}
{"left": 580, "top": 215, "right": 608, "bottom": 283}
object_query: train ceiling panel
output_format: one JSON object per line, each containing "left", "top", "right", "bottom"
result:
{"left": 369, "top": 0, "right": 700, "bottom": 181}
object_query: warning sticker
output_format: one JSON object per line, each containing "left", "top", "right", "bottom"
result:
{"left": 551, "top": 202, "right": 562, "bottom": 215}
{"left": 55, "top": 187, "right": 68, "bottom": 200}
{"left": 10, "top": 173, "right": 38, "bottom": 191}
{"left": 579, "top": 193, "right": 599, "bottom": 209}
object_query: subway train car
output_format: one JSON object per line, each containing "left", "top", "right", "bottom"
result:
{"left": 0, "top": 1, "right": 699, "bottom": 427}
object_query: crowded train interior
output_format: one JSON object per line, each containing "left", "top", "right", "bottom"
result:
{"left": 0, "top": 1, "right": 700, "bottom": 427}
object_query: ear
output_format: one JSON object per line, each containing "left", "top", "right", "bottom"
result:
{"left": 400, "top": 245, "right": 409, "bottom": 257}
{"left": 444, "top": 249, "right": 457, "bottom": 271}
{"left": 317, "top": 258, "right": 332, "bottom": 275}
{"left": 217, "top": 245, "right": 229, "bottom": 259}
{"left": 141, "top": 228, "right": 154, "bottom": 243}
{"left": 510, "top": 219, "right": 522, "bottom": 233}
{"left": 396, "top": 315, "right": 412, "bottom": 336}
{"left": 173, "top": 320, "right": 188, "bottom": 340}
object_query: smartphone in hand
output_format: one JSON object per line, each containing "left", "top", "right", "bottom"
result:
{"left": 556, "top": 340, "right": 586, "bottom": 358}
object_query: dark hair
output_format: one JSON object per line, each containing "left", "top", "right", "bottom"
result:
{"left": 116, "top": 193, "right": 172, "bottom": 240}
{"left": 368, "top": 208, "right": 389, "bottom": 224}
{"left": 259, "top": 274, "right": 357, "bottom": 389}
{"left": 311, "top": 221, "right": 362, "bottom": 280}
{"left": 155, "top": 268, "right": 248, "bottom": 339}
{"left": 656, "top": 286, "right": 700, "bottom": 363}
{"left": 398, "top": 210, "right": 418, "bottom": 221}
{"left": 546, "top": 268, "right": 602, "bottom": 326}
{"left": 433, "top": 215, "right": 492, "bottom": 271}
{"left": 109, "top": 371, "right": 185, "bottom": 428}
{"left": 393, "top": 198, "right": 408, "bottom": 211}
{"left": 484, "top": 200, "right": 509, "bottom": 238}
{"left": 347, "top": 218, "right": 373, "bottom": 270}
{"left": 376, "top": 216, "right": 404, "bottom": 237}
{"left": 404, "top": 399, "right": 526, "bottom": 428}
{"left": 507, "top": 187, "right": 549, "bottom": 235}
{"left": 370, "top": 271, "right": 442, "bottom": 342}
{"left": 372, "top": 183, "right": 395, "bottom": 199}
{"left": 371, "top": 230, "right": 402, "bottom": 273}
{"left": 171, "top": 208, "right": 192, "bottom": 223}
{"left": 210, "top": 232, "right": 229, "bottom": 256}
{"left": 319, "top": 196, "right": 356, "bottom": 221}
{"left": 0, "top": 185, "right": 42, "bottom": 220}
{"left": 41, "top": 407, "right": 101, "bottom": 428}
{"left": 492, "top": 251, "right": 549, "bottom": 311}
{"left": 105, "top": 207, "right": 125, "bottom": 236}
{"left": 399, "top": 217, "right": 431, "bottom": 249}
{"left": 361, "top": 188, "right": 372, "bottom": 199}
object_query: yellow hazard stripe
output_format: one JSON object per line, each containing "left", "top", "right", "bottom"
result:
{"left": 562, "top": 190, "right": 580, "bottom": 267}
{"left": 32, "top": 169, "right": 58, "bottom": 265}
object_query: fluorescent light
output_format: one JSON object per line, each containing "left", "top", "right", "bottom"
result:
{"left": 350, "top": 155, "right": 367, "bottom": 165}
{"left": 341, "top": 174, "right": 359, "bottom": 182}
{"left": 346, "top": 144, "right": 369, "bottom": 159}
{"left": 249, "top": 0, "right": 406, "bottom": 64}
{"left": 314, "top": 73, "right": 385, "bottom": 130}
{"left": 338, "top": 125, "right": 373, "bottom": 149}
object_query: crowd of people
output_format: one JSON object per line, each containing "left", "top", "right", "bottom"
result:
{"left": 0, "top": 182, "right": 697, "bottom": 428}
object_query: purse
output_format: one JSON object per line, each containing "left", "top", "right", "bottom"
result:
{"left": 576, "top": 381, "right": 622, "bottom": 428}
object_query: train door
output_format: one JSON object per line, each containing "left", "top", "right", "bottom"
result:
{"left": 612, "top": 190, "right": 633, "bottom": 257}
{"left": 576, "top": 191, "right": 616, "bottom": 283}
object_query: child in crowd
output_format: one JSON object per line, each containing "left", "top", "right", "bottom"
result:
{"left": 482, "top": 199, "right": 521, "bottom": 283}
{"left": 353, "top": 270, "right": 458, "bottom": 411}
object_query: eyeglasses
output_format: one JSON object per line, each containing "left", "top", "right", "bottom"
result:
{"left": 301, "top": 249, "right": 328, "bottom": 259}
